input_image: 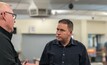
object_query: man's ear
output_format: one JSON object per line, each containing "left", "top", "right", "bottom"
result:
{"left": 1, "top": 12, "right": 6, "bottom": 21}
{"left": 71, "top": 30, "right": 72, "bottom": 33}
{"left": 69, "top": 30, "right": 72, "bottom": 35}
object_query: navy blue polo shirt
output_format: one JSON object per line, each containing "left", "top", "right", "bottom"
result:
{"left": 40, "top": 38, "right": 91, "bottom": 65}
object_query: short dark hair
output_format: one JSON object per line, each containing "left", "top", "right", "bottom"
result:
{"left": 58, "top": 19, "right": 73, "bottom": 31}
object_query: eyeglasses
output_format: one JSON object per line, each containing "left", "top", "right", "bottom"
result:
{"left": 5, "top": 11, "right": 17, "bottom": 20}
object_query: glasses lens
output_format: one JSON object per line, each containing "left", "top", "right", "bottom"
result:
{"left": 13, "top": 14, "right": 16, "bottom": 19}
{"left": 5, "top": 11, "right": 17, "bottom": 19}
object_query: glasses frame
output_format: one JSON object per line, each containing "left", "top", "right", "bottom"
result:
{"left": 5, "top": 11, "right": 17, "bottom": 20}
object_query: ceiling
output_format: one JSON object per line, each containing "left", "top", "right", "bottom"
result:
{"left": 1, "top": 0, "right": 107, "bottom": 16}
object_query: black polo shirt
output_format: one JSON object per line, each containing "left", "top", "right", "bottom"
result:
{"left": 40, "top": 38, "right": 91, "bottom": 65}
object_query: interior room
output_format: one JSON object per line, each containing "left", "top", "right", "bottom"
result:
{"left": 1, "top": 0, "right": 107, "bottom": 65}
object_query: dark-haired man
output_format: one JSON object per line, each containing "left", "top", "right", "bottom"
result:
{"left": 39, "top": 19, "right": 91, "bottom": 65}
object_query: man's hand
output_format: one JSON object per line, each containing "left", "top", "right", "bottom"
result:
{"left": 22, "top": 60, "right": 28, "bottom": 65}
{"left": 24, "top": 63, "right": 36, "bottom": 65}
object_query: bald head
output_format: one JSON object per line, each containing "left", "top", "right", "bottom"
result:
{"left": 0, "top": 2, "right": 15, "bottom": 33}
{"left": 0, "top": 2, "right": 12, "bottom": 13}
{"left": 0, "top": 2, "right": 9, "bottom": 6}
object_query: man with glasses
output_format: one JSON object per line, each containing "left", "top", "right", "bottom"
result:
{"left": 0, "top": 2, "right": 28, "bottom": 65}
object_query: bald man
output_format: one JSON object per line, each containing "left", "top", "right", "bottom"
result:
{"left": 0, "top": 2, "right": 27, "bottom": 65}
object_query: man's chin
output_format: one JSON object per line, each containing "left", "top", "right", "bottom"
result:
{"left": 56, "top": 38, "right": 62, "bottom": 41}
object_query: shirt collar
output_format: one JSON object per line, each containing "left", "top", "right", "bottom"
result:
{"left": 55, "top": 38, "right": 77, "bottom": 46}
{"left": 0, "top": 26, "right": 13, "bottom": 40}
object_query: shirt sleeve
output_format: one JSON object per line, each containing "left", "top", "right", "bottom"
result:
{"left": 0, "top": 36, "right": 21, "bottom": 65}
{"left": 79, "top": 46, "right": 91, "bottom": 65}
{"left": 39, "top": 43, "right": 50, "bottom": 65}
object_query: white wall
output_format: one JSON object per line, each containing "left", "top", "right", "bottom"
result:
{"left": 15, "top": 18, "right": 58, "bottom": 34}
{"left": 14, "top": 18, "right": 107, "bottom": 48}
{"left": 87, "top": 20, "right": 106, "bottom": 34}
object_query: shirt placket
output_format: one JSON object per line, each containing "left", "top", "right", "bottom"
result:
{"left": 62, "top": 47, "right": 65, "bottom": 65}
